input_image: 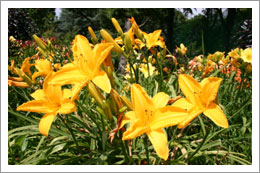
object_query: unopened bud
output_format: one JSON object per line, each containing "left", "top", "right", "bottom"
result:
{"left": 111, "top": 88, "right": 123, "bottom": 110}
{"left": 88, "top": 26, "right": 99, "bottom": 44}
{"left": 112, "top": 18, "right": 123, "bottom": 36}
{"left": 120, "top": 95, "right": 133, "bottom": 111}
{"left": 87, "top": 81, "right": 105, "bottom": 106}
{"left": 100, "top": 29, "right": 125, "bottom": 56}
{"left": 124, "top": 33, "right": 133, "bottom": 53}
{"left": 33, "top": 34, "right": 47, "bottom": 51}
{"left": 102, "top": 100, "right": 113, "bottom": 121}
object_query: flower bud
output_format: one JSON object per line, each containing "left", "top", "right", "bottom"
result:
{"left": 88, "top": 26, "right": 99, "bottom": 44}
{"left": 120, "top": 95, "right": 133, "bottom": 111}
{"left": 100, "top": 29, "right": 125, "bottom": 56}
{"left": 87, "top": 81, "right": 105, "bottom": 106}
{"left": 112, "top": 18, "right": 123, "bottom": 36}
{"left": 33, "top": 34, "right": 47, "bottom": 51}
{"left": 124, "top": 33, "right": 133, "bottom": 53}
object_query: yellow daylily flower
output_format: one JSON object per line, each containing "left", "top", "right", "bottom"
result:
{"left": 32, "top": 59, "right": 53, "bottom": 81}
{"left": 139, "top": 63, "right": 157, "bottom": 78}
{"left": 49, "top": 35, "right": 113, "bottom": 100}
{"left": 129, "top": 17, "right": 143, "bottom": 40}
{"left": 241, "top": 47, "right": 252, "bottom": 64}
{"left": 228, "top": 48, "right": 241, "bottom": 59}
{"left": 172, "top": 74, "right": 229, "bottom": 129}
{"left": 17, "top": 72, "right": 76, "bottom": 136}
{"left": 143, "top": 30, "right": 164, "bottom": 49}
{"left": 120, "top": 84, "right": 189, "bottom": 160}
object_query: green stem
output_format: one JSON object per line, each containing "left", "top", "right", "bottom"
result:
{"left": 61, "top": 114, "right": 79, "bottom": 148}
{"left": 198, "top": 115, "right": 206, "bottom": 136}
{"left": 144, "top": 135, "right": 150, "bottom": 164}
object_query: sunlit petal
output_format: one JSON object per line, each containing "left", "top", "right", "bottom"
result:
{"left": 152, "top": 92, "right": 169, "bottom": 109}
{"left": 147, "top": 129, "right": 169, "bottom": 160}
{"left": 57, "top": 99, "right": 76, "bottom": 114}
{"left": 203, "top": 103, "right": 229, "bottom": 128}
{"left": 178, "top": 74, "right": 201, "bottom": 105}
{"left": 92, "top": 71, "right": 111, "bottom": 93}
{"left": 17, "top": 100, "right": 57, "bottom": 113}
{"left": 30, "top": 89, "right": 45, "bottom": 100}
{"left": 177, "top": 109, "right": 203, "bottom": 129}
{"left": 119, "top": 111, "right": 135, "bottom": 129}
{"left": 200, "top": 77, "right": 222, "bottom": 107}
{"left": 171, "top": 98, "right": 194, "bottom": 111}
{"left": 39, "top": 112, "right": 57, "bottom": 136}
{"left": 122, "top": 121, "right": 147, "bottom": 140}
{"left": 62, "top": 89, "right": 72, "bottom": 99}
{"left": 150, "top": 106, "right": 189, "bottom": 130}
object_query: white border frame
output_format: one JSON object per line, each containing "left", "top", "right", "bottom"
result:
{"left": 1, "top": 1, "right": 259, "bottom": 172}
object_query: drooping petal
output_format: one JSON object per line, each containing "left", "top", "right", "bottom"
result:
{"left": 17, "top": 100, "right": 57, "bottom": 113}
{"left": 131, "top": 84, "right": 154, "bottom": 120}
{"left": 71, "top": 81, "right": 88, "bottom": 101}
{"left": 30, "top": 89, "right": 45, "bottom": 100}
{"left": 122, "top": 121, "right": 147, "bottom": 140}
{"left": 152, "top": 92, "right": 169, "bottom": 109}
{"left": 171, "top": 98, "right": 194, "bottom": 111}
{"left": 49, "top": 63, "right": 87, "bottom": 86}
{"left": 147, "top": 129, "right": 169, "bottom": 161}
{"left": 119, "top": 111, "right": 135, "bottom": 129}
{"left": 33, "top": 59, "right": 52, "bottom": 80}
{"left": 177, "top": 109, "right": 203, "bottom": 129}
{"left": 150, "top": 106, "right": 189, "bottom": 130}
{"left": 178, "top": 74, "right": 201, "bottom": 105}
{"left": 57, "top": 99, "right": 76, "bottom": 114}
{"left": 203, "top": 103, "right": 229, "bottom": 128}
{"left": 200, "top": 77, "right": 222, "bottom": 107}
{"left": 92, "top": 70, "right": 111, "bottom": 93}
{"left": 39, "top": 112, "right": 57, "bottom": 136}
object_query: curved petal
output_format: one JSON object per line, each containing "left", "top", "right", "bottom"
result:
{"left": 131, "top": 84, "right": 153, "bottom": 120}
{"left": 92, "top": 71, "right": 111, "bottom": 93}
{"left": 152, "top": 92, "right": 169, "bottom": 109}
{"left": 32, "top": 71, "right": 44, "bottom": 81}
{"left": 39, "top": 112, "right": 57, "bottom": 136}
{"left": 49, "top": 63, "right": 87, "bottom": 86}
{"left": 119, "top": 111, "right": 135, "bottom": 129}
{"left": 17, "top": 100, "right": 57, "bottom": 113}
{"left": 147, "top": 129, "right": 169, "bottom": 161}
{"left": 71, "top": 81, "right": 88, "bottom": 101}
{"left": 177, "top": 109, "right": 203, "bottom": 129}
{"left": 203, "top": 103, "right": 229, "bottom": 128}
{"left": 30, "top": 89, "right": 45, "bottom": 100}
{"left": 93, "top": 43, "right": 114, "bottom": 74}
{"left": 171, "top": 98, "right": 194, "bottom": 111}
{"left": 72, "top": 35, "right": 93, "bottom": 65}
{"left": 178, "top": 74, "right": 201, "bottom": 105}
{"left": 57, "top": 99, "right": 76, "bottom": 114}
{"left": 122, "top": 121, "right": 147, "bottom": 140}
{"left": 200, "top": 77, "right": 222, "bottom": 107}
{"left": 44, "top": 72, "right": 62, "bottom": 105}
{"left": 150, "top": 106, "right": 189, "bottom": 130}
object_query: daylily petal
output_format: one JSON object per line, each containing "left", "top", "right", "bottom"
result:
{"left": 178, "top": 74, "right": 201, "bottom": 105}
{"left": 32, "top": 71, "right": 45, "bottom": 81}
{"left": 62, "top": 89, "right": 72, "bottom": 99}
{"left": 92, "top": 71, "right": 111, "bottom": 93}
{"left": 72, "top": 35, "right": 94, "bottom": 65}
{"left": 49, "top": 63, "right": 87, "bottom": 86}
{"left": 57, "top": 99, "right": 76, "bottom": 114}
{"left": 131, "top": 84, "right": 154, "bottom": 120}
{"left": 122, "top": 121, "right": 147, "bottom": 140}
{"left": 200, "top": 77, "right": 222, "bottom": 107}
{"left": 17, "top": 100, "right": 57, "bottom": 113}
{"left": 203, "top": 103, "right": 229, "bottom": 128}
{"left": 119, "top": 111, "right": 135, "bottom": 129}
{"left": 171, "top": 98, "right": 194, "bottom": 111}
{"left": 39, "top": 112, "right": 57, "bottom": 136}
{"left": 150, "top": 106, "right": 189, "bottom": 130}
{"left": 93, "top": 43, "right": 114, "bottom": 74}
{"left": 152, "top": 92, "right": 169, "bottom": 109}
{"left": 30, "top": 89, "right": 45, "bottom": 100}
{"left": 43, "top": 72, "right": 62, "bottom": 104}
{"left": 177, "top": 109, "right": 203, "bottom": 129}
{"left": 147, "top": 128, "right": 169, "bottom": 160}
{"left": 71, "top": 81, "right": 88, "bottom": 101}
